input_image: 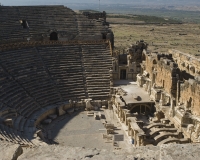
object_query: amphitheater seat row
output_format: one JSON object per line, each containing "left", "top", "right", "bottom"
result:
{"left": 82, "top": 44, "right": 112, "bottom": 99}
{"left": 0, "top": 6, "right": 77, "bottom": 42}
{"left": 0, "top": 6, "right": 111, "bottom": 43}
{"left": 0, "top": 43, "right": 112, "bottom": 144}
{"left": 0, "top": 123, "right": 33, "bottom": 146}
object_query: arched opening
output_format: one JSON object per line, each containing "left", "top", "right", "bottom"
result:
{"left": 153, "top": 59, "right": 157, "bottom": 64}
{"left": 130, "top": 104, "right": 152, "bottom": 115}
{"left": 50, "top": 32, "right": 58, "bottom": 40}
{"left": 20, "top": 20, "right": 29, "bottom": 29}
{"left": 141, "top": 105, "right": 146, "bottom": 114}
{"left": 120, "top": 69, "right": 126, "bottom": 79}
{"left": 102, "top": 33, "right": 107, "bottom": 39}
{"left": 130, "top": 105, "right": 140, "bottom": 114}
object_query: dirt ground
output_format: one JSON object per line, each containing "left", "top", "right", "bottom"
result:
{"left": 110, "top": 23, "right": 200, "bottom": 55}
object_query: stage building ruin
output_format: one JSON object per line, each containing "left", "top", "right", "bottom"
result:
{"left": 111, "top": 42, "right": 200, "bottom": 146}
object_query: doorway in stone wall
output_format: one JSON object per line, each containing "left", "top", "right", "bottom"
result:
{"left": 50, "top": 32, "right": 58, "bottom": 40}
{"left": 120, "top": 69, "right": 126, "bottom": 80}
{"left": 102, "top": 33, "right": 107, "bottom": 39}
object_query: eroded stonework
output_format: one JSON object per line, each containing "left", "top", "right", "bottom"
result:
{"left": 112, "top": 42, "right": 200, "bottom": 146}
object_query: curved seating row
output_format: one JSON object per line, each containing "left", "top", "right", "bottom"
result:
{"left": 0, "top": 6, "right": 111, "bottom": 44}
{"left": 0, "top": 6, "right": 78, "bottom": 43}
{"left": 0, "top": 43, "right": 112, "bottom": 145}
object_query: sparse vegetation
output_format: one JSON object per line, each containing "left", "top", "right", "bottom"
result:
{"left": 107, "top": 14, "right": 181, "bottom": 24}
{"left": 105, "top": 6, "right": 200, "bottom": 24}
{"left": 79, "top": 9, "right": 100, "bottom": 13}
{"left": 111, "top": 23, "right": 200, "bottom": 55}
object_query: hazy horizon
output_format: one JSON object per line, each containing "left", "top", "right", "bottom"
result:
{"left": 1, "top": 0, "right": 200, "bottom": 6}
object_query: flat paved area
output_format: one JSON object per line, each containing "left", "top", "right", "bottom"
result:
{"left": 49, "top": 109, "right": 133, "bottom": 151}
{"left": 51, "top": 111, "right": 113, "bottom": 150}
{"left": 114, "top": 80, "right": 137, "bottom": 86}
{"left": 114, "top": 80, "right": 154, "bottom": 104}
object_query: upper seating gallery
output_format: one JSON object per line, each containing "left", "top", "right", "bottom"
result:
{"left": 0, "top": 6, "right": 112, "bottom": 44}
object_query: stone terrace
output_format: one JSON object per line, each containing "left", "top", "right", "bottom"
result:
{"left": 0, "top": 6, "right": 113, "bottom": 44}
{"left": 0, "top": 42, "right": 112, "bottom": 145}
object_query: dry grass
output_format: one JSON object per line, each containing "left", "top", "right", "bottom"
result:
{"left": 111, "top": 23, "right": 200, "bottom": 55}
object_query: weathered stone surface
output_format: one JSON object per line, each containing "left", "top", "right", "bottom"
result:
{"left": 0, "top": 143, "right": 23, "bottom": 160}
{"left": 160, "top": 143, "right": 200, "bottom": 160}
{"left": 135, "top": 48, "right": 200, "bottom": 144}
{"left": 17, "top": 143, "right": 200, "bottom": 160}
{"left": 48, "top": 114, "right": 57, "bottom": 120}
{"left": 42, "top": 119, "right": 52, "bottom": 124}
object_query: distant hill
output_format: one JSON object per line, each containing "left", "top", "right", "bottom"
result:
{"left": 98, "top": 0, "right": 200, "bottom": 5}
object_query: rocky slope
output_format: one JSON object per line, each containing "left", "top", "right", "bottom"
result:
{"left": 1, "top": 143, "right": 200, "bottom": 160}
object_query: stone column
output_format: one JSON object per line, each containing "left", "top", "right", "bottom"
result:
{"left": 128, "top": 123, "right": 131, "bottom": 136}
{"left": 159, "top": 93, "right": 165, "bottom": 106}
{"left": 169, "top": 97, "right": 175, "bottom": 117}
{"left": 138, "top": 135, "right": 142, "bottom": 146}
{"left": 176, "top": 80, "right": 180, "bottom": 105}
{"left": 117, "top": 104, "right": 120, "bottom": 117}
{"left": 131, "top": 129, "right": 134, "bottom": 139}
{"left": 122, "top": 112, "right": 125, "bottom": 122}
{"left": 125, "top": 113, "right": 131, "bottom": 126}
{"left": 120, "top": 108, "right": 123, "bottom": 120}
{"left": 134, "top": 130, "right": 138, "bottom": 147}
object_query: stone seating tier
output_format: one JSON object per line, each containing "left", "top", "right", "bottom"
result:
{"left": 0, "top": 6, "right": 111, "bottom": 43}
{"left": 0, "top": 124, "right": 33, "bottom": 146}
{"left": 154, "top": 132, "right": 181, "bottom": 145}
{"left": 81, "top": 44, "right": 112, "bottom": 98}
{"left": 0, "top": 42, "right": 112, "bottom": 144}
{"left": 0, "top": 6, "right": 78, "bottom": 42}
{"left": 157, "top": 137, "right": 188, "bottom": 146}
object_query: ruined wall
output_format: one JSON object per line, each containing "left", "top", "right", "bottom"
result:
{"left": 156, "top": 60, "right": 179, "bottom": 98}
{"left": 144, "top": 53, "right": 178, "bottom": 98}
{"left": 179, "top": 80, "right": 200, "bottom": 116}
{"left": 156, "top": 61, "right": 173, "bottom": 95}
{"left": 138, "top": 47, "right": 200, "bottom": 129}
{"left": 112, "top": 40, "right": 148, "bottom": 80}
{"left": 133, "top": 43, "right": 200, "bottom": 141}
{"left": 169, "top": 49, "right": 200, "bottom": 77}
{"left": 168, "top": 50, "right": 200, "bottom": 116}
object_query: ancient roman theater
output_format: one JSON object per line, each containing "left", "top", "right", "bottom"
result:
{"left": 0, "top": 5, "right": 200, "bottom": 160}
